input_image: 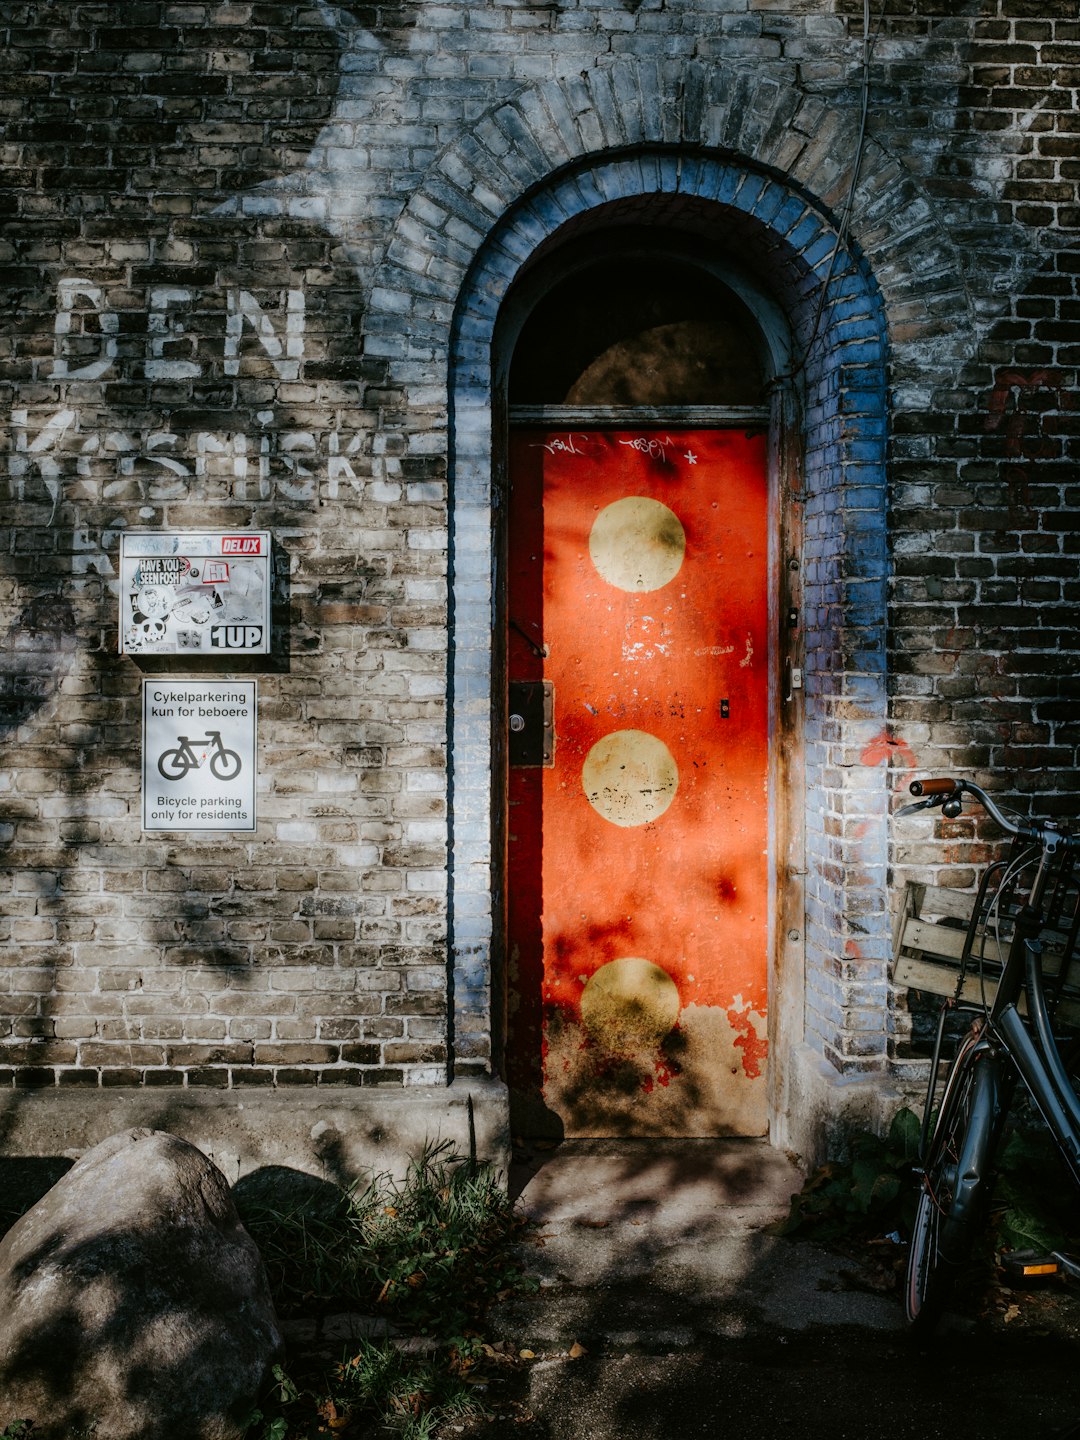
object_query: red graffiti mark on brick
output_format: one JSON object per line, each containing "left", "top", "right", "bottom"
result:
{"left": 941, "top": 626, "right": 965, "bottom": 670}
{"left": 844, "top": 940, "right": 864, "bottom": 961}
{"left": 987, "top": 369, "right": 1053, "bottom": 422}
{"left": 727, "top": 1007, "right": 767, "bottom": 1080}
{"left": 986, "top": 368, "right": 1061, "bottom": 463}
{"left": 860, "top": 728, "right": 916, "bottom": 770}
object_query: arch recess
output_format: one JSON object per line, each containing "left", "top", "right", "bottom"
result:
{"left": 364, "top": 60, "right": 972, "bottom": 1152}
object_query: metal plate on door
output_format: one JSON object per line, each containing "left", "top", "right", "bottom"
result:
{"left": 509, "top": 680, "right": 554, "bottom": 767}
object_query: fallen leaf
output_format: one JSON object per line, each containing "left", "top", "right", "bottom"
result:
{"left": 1004, "top": 1304, "right": 1020, "bottom": 1324}
{"left": 568, "top": 1341, "right": 587, "bottom": 1359}
{"left": 519, "top": 1348, "right": 536, "bottom": 1360}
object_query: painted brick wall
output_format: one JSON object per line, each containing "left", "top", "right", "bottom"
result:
{"left": 1, "top": 1, "right": 1078, "bottom": 1098}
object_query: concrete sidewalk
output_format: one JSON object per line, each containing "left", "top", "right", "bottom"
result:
{"left": 462, "top": 1138, "right": 1080, "bottom": 1440}
{"left": 493, "top": 1137, "right": 902, "bottom": 1348}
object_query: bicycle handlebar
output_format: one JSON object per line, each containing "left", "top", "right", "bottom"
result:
{"left": 910, "top": 778, "right": 958, "bottom": 797}
{"left": 899, "top": 778, "right": 1079, "bottom": 851}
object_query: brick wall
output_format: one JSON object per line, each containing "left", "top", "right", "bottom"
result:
{"left": 1, "top": 2, "right": 1078, "bottom": 1116}
{"left": 1, "top": 3, "right": 454, "bottom": 1090}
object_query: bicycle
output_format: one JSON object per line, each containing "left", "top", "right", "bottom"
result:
{"left": 898, "top": 776, "right": 1080, "bottom": 1330}
{"left": 157, "top": 730, "right": 242, "bottom": 782}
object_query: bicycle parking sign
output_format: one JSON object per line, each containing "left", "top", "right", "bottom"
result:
{"left": 142, "top": 681, "right": 257, "bottom": 831}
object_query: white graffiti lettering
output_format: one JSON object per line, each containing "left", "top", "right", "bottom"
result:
{"left": 619, "top": 435, "right": 677, "bottom": 461}
{"left": 48, "top": 276, "right": 307, "bottom": 383}
{"left": 9, "top": 281, "right": 368, "bottom": 517}
{"left": 532, "top": 433, "right": 588, "bottom": 457}
{"left": 7, "top": 409, "right": 369, "bottom": 508}
{"left": 146, "top": 286, "right": 201, "bottom": 380}
{"left": 8, "top": 407, "right": 77, "bottom": 511}
{"left": 225, "top": 289, "right": 306, "bottom": 382}
{"left": 49, "top": 279, "right": 118, "bottom": 382}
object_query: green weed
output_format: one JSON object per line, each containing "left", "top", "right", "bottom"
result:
{"left": 239, "top": 1143, "right": 536, "bottom": 1439}
{"left": 991, "top": 1126, "right": 1080, "bottom": 1255}
{"left": 778, "top": 1106, "right": 1080, "bottom": 1261}
{"left": 238, "top": 1141, "right": 534, "bottom": 1333}
{"left": 775, "top": 1107, "right": 921, "bottom": 1242}
{"left": 246, "top": 1345, "right": 491, "bottom": 1440}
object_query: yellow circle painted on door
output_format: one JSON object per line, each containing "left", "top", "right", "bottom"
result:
{"left": 580, "top": 957, "right": 681, "bottom": 1050}
{"left": 582, "top": 728, "right": 679, "bottom": 826}
{"left": 588, "top": 495, "right": 686, "bottom": 592}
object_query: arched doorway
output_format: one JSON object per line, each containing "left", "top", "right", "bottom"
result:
{"left": 496, "top": 232, "right": 799, "bottom": 1138}
{"left": 433, "top": 144, "right": 895, "bottom": 1157}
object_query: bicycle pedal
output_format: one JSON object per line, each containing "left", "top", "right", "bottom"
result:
{"left": 1002, "top": 1249, "right": 1060, "bottom": 1284}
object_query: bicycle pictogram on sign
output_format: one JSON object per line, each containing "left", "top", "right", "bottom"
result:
{"left": 157, "top": 730, "right": 242, "bottom": 781}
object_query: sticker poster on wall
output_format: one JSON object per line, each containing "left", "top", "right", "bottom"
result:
{"left": 142, "top": 681, "right": 257, "bottom": 832}
{"left": 119, "top": 532, "right": 271, "bottom": 655}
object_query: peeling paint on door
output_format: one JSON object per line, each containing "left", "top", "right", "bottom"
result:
{"left": 506, "top": 428, "right": 769, "bottom": 1138}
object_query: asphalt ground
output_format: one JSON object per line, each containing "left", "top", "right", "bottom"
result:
{"left": 450, "top": 1139, "right": 1080, "bottom": 1440}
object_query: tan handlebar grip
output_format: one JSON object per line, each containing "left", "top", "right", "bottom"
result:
{"left": 910, "top": 778, "right": 958, "bottom": 797}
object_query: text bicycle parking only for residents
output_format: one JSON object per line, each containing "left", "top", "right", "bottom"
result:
{"left": 142, "top": 681, "right": 257, "bottom": 832}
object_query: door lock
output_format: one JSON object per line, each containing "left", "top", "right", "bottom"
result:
{"left": 508, "top": 681, "right": 554, "bottom": 767}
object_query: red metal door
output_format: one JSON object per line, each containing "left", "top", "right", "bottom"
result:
{"left": 506, "top": 428, "right": 770, "bottom": 1137}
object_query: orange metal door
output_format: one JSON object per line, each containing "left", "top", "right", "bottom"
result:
{"left": 506, "top": 428, "right": 770, "bottom": 1138}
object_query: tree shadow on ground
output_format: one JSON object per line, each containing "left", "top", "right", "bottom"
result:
{"left": 467, "top": 1138, "right": 1080, "bottom": 1440}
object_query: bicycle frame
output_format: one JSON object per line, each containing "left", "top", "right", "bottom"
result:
{"left": 993, "top": 949, "right": 1080, "bottom": 1179}
{"left": 913, "top": 782, "right": 1080, "bottom": 1192}
{"left": 928, "top": 1022, "right": 1008, "bottom": 1234}
{"left": 902, "top": 777, "right": 1080, "bottom": 1327}
{"left": 925, "top": 950, "right": 1080, "bottom": 1241}
{"left": 986, "top": 829, "right": 1080, "bottom": 1178}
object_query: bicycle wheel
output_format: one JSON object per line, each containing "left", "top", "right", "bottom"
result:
{"left": 906, "top": 1032, "right": 1001, "bottom": 1330}
{"left": 157, "top": 747, "right": 189, "bottom": 781}
{"left": 210, "top": 747, "right": 241, "bottom": 781}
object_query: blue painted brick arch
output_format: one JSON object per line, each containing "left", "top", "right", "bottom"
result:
{"left": 432, "top": 148, "right": 895, "bottom": 1140}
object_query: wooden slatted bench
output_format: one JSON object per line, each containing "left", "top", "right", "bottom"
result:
{"left": 893, "top": 882, "right": 1080, "bottom": 1028}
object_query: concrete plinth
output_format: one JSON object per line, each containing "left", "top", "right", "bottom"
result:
{"left": 778, "top": 1044, "right": 911, "bottom": 1167}
{"left": 0, "top": 1079, "right": 512, "bottom": 1192}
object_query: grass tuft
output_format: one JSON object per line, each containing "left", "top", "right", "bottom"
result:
{"left": 238, "top": 1142, "right": 536, "bottom": 1439}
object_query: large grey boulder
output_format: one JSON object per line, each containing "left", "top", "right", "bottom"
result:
{"left": 0, "top": 1128, "right": 282, "bottom": 1440}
